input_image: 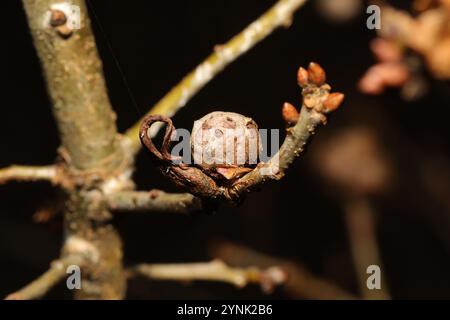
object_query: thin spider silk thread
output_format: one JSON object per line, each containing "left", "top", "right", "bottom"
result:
{"left": 86, "top": 0, "right": 142, "bottom": 117}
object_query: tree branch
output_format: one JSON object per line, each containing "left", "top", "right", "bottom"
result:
{"left": 211, "top": 242, "right": 357, "bottom": 300}
{"left": 0, "top": 165, "right": 58, "bottom": 185}
{"left": 139, "top": 63, "right": 344, "bottom": 203}
{"left": 229, "top": 64, "right": 344, "bottom": 200}
{"left": 4, "top": 256, "right": 79, "bottom": 300}
{"left": 22, "top": 0, "right": 127, "bottom": 299}
{"left": 105, "top": 190, "right": 202, "bottom": 214}
{"left": 22, "top": 0, "right": 122, "bottom": 172}
{"left": 124, "top": 0, "right": 308, "bottom": 154}
{"left": 127, "top": 260, "right": 286, "bottom": 293}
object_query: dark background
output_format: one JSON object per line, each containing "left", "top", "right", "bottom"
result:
{"left": 2, "top": 0, "right": 450, "bottom": 299}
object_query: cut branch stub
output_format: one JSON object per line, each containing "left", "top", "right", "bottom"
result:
{"left": 139, "top": 63, "right": 344, "bottom": 204}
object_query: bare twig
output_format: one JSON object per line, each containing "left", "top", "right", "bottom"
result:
{"left": 211, "top": 242, "right": 357, "bottom": 300}
{"left": 229, "top": 64, "right": 344, "bottom": 200}
{"left": 139, "top": 63, "right": 344, "bottom": 203}
{"left": 0, "top": 165, "right": 58, "bottom": 185}
{"left": 4, "top": 255, "right": 79, "bottom": 300}
{"left": 124, "top": 0, "right": 308, "bottom": 153}
{"left": 106, "top": 190, "right": 202, "bottom": 214}
{"left": 127, "top": 260, "right": 286, "bottom": 293}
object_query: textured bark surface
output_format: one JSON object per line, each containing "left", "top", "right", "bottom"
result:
{"left": 22, "top": 0, "right": 126, "bottom": 299}
{"left": 22, "top": 0, "right": 121, "bottom": 171}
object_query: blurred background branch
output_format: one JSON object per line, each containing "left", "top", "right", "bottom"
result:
{"left": 344, "top": 199, "right": 390, "bottom": 299}
{"left": 127, "top": 260, "right": 286, "bottom": 293}
{"left": 0, "top": 165, "right": 58, "bottom": 185}
{"left": 4, "top": 255, "right": 81, "bottom": 300}
{"left": 211, "top": 242, "right": 357, "bottom": 300}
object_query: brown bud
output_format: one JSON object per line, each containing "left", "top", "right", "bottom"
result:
{"left": 282, "top": 102, "right": 299, "bottom": 125}
{"left": 49, "top": 9, "right": 67, "bottom": 27}
{"left": 297, "top": 67, "right": 309, "bottom": 87}
{"left": 323, "top": 92, "right": 345, "bottom": 112}
{"left": 308, "top": 62, "right": 326, "bottom": 86}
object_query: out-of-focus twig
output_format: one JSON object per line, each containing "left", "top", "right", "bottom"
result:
{"left": 127, "top": 260, "right": 286, "bottom": 293}
{"left": 310, "top": 127, "right": 392, "bottom": 299}
{"left": 4, "top": 255, "right": 80, "bottom": 300}
{"left": 344, "top": 198, "right": 390, "bottom": 299}
{"left": 124, "top": 0, "right": 308, "bottom": 153}
{"left": 105, "top": 190, "right": 202, "bottom": 214}
{"left": 0, "top": 165, "right": 58, "bottom": 185}
{"left": 211, "top": 242, "right": 357, "bottom": 300}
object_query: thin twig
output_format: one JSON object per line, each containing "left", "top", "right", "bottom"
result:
{"left": 211, "top": 242, "right": 357, "bottom": 300}
{"left": 0, "top": 165, "right": 58, "bottom": 185}
{"left": 106, "top": 190, "right": 202, "bottom": 214}
{"left": 229, "top": 64, "right": 344, "bottom": 200}
{"left": 127, "top": 260, "right": 286, "bottom": 293}
{"left": 229, "top": 106, "right": 325, "bottom": 200}
{"left": 124, "top": 0, "right": 308, "bottom": 153}
{"left": 139, "top": 63, "right": 344, "bottom": 203}
{"left": 4, "top": 256, "right": 79, "bottom": 300}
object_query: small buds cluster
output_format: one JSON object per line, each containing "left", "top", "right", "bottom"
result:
{"left": 282, "top": 62, "right": 344, "bottom": 126}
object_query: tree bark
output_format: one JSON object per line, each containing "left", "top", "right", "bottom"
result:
{"left": 22, "top": 0, "right": 126, "bottom": 299}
